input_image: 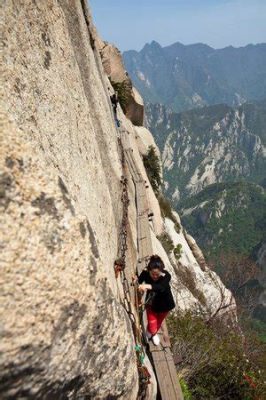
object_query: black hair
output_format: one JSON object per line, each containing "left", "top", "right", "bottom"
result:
{"left": 147, "top": 255, "right": 165, "bottom": 272}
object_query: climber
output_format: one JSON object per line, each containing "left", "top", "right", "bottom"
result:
{"left": 110, "top": 92, "right": 118, "bottom": 114}
{"left": 137, "top": 255, "right": 175, "bottom": 346}
{"left": 110, "top": 91, "right": 120, "bottom": 127}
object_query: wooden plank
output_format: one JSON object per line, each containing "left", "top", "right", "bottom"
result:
{"left": 166, "top": 353, "right": 184, "bottom": 399}
{"left": 150, "top": 346, "right": 183, "bottom": 400}
{"left": 152, "top": 350, "right": 176, "bottom": 399}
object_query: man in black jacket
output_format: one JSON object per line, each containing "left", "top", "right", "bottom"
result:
{"left": 110, "top": 92, "right": 118, "bottom": 117}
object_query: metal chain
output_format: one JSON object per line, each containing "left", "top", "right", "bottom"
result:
{"left": 115, "top": 134, "right": 150, "bottom": 400}
{"left": 114, "top": 137, "right": 129, "bottom": 272}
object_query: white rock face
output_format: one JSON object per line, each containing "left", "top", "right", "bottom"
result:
{"left": 182, "top": 200, "right": 210, "bottom": 217}
{"left": 164, "top": 219, "right": 235, "bottom": 315}
{"left": 126, "top": 87, "right": 145, "bottom": 126}
{"left": 172, "top": 187, "right": 181, "bottom": 202}
{"left": 183, "top": 232, "right": 208, "bottom": 271}
{"left": 192, "top": 92, "right": 205, "bottom": 107}
{"left": 1, "top": 1, "right": 139, "bottom": 398}
{"left": 162, "top": 133, "right": 175, "bottom": 171}
{"left": 135, "top": 126, "right": 160, "bottom": 159}
{"left": 98, "top": 40, "right": 129, "bottom": 83}
{"left": 186, "top": 159, "right": 217, "bottom": 195}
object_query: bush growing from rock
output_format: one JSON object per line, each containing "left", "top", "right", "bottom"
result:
{"left": 142, "top": 146, "right": 162, "bottom": 195}
{"left": 110, "top": 79, "right": 132, "bottom": 113}
{"left": 157, "top": 231, "right": 174, "bottom": 254}
{"left": 179, "top": 378, "right": 192, "bottom": 400}
{"left": 174, "top": 243, "right": 182, "bottom": 260}
{"left": 168, "top": 311, "right": 265, "bottom": 399}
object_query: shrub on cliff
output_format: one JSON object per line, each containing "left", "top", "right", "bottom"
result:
{"left": 110, "top": 79, "right": 132, "bottom": 114}
{"left": 157, "top": 231, "right": 174, "bottom": 254}
{"left": 168, "top": 312, "right": 265, "bottom": 399}
{"left": 142, "top": 145, "right": 162, "bottom": 195}
{"left": 174, "top": 243, "right": 182, "bottom": 260}
{"left": 179, "top": 378, "right": 192, "bottom": 400}
{"left": 158, "top": 193, "right": 174, "bottom": 217}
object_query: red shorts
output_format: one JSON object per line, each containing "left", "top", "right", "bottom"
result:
{"left": 146, "top": 306, "right": 169, "bottom": 335}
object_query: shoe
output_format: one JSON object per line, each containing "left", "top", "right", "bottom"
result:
{"left": 146, "top": 330, "right": 152, "bottom": 339}
{"left": 152, "top": 334, "right": 160, "bottom": 346}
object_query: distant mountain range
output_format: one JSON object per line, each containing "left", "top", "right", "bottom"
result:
{"left": 179, "top": 181, "right": 266, "bottom": 261}
{"left": 146, "top": 100, "right": 266, "bottom": 203}
{"left": 123, "top": 41, "right": 266, "bottom": 113}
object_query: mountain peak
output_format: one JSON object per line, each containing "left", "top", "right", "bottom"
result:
{"left": 142, "top": 40, "right": 162, "bottom": 52}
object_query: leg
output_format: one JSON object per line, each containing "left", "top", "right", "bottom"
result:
{"left": 156, "top": 311, "right": 169, "bottom": 332}
{"left": 146, "top": 306, "right": 158, "bottom": 335}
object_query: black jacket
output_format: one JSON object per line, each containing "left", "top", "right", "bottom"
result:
{"left": 138, "top": 269, "right": 175, "bottom": 312}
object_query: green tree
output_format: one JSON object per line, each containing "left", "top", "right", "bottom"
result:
{"left": 110, "top": 79, "right": 132, "bottom": 114}
{"left": 143, "top": 146, "right": 162, "bottom": 195}
{"left": 174, "top": 243, "right": 182, "bottom": 260}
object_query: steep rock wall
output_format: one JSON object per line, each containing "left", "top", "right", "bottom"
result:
{"left": 165, "top": 218, "right": 235, "bottom": 314}
{"left": 1, "top": 1, "right": 139, "bottom": 398}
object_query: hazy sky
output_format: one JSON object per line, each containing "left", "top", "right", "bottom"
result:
{"left": 89, "top": 0, "right": 266, "bottom": 51}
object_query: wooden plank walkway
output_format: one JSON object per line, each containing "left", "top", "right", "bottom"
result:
{"left": 119, "top": 128, "right": 183, "bottom": 400}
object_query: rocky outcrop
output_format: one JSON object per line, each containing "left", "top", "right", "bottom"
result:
{"left": 183, "top": 231, "right": 208, "bottom": 271}
{"left": 99, "top": 40, "right": 144, "bottom": 126}
{"left": 126, "top": 87, "right": 144, "bottom": 126}
{"left": 135, "top": 126, "right": 161, "bottom": 159}
{"left": 98, "top": 40, "right": 129, "bottom": 84}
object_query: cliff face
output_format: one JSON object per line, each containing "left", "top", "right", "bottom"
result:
{"left": 1, "top": 1, "right": 138, "bottom": 398}
{"left": 1, "top": 1, "right": 235, "bottom": 399}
